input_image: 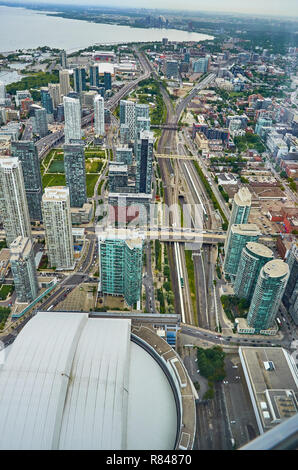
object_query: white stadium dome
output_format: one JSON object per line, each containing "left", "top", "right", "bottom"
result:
{"left": 0, "top": 312, "right": 184, "bottom": 450}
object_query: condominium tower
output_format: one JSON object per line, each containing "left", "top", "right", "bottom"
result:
{"left": 136, "top": 130, "right": 154, "bottom": 194}
{"left": 99, "top": 234, "right": 143, "bottom": 307}
{"left": 120, "top": 100, "right": 135, "bottom": 140}
{"left": 0, "top": 157, "right": 32, "bottom": 245}
{"left": 11, "top": 140, "right": 43, "bottom": 221}
{"left": 63, "top": 96, "right": 81, "bottom": 144}
{"left": 223, "top": 224, "right": 261, "bottom": 281}
{"left": 10, "top": 236, "right": 39, "bottom": 303}
{"left": 42, "top": 187, "right": 74, "bottom": 270}
{"left": 247, "top": 260, "right": 289, "bottom": 332}
{"left": 282, "top": 243, "right": 298, "bottom": 324}
{"left": 234, "top": 242, "right": 274, "bottom": 301}
{"left": 225, "top": 187, "right": 251, "bottom": 250}
{"left": 94, "top": 95, "right": 105, "bottom": 136}
{"left": 48, "top": 83, "right": 61, "bottom": 108}
{"left": 64, "top": 141, "right": 87, "bottom": 208}
{"left": 74, "top": 67, "right": 87, "bottom": 94}
{"left": 59, "top": 70, "right": 71, "bottom": 98}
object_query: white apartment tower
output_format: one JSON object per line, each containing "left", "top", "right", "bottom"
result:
{"left": 0, "top": 157, "right": 32, "bottom": 245}
{"left": 63, "top": 96, "right": 81, "bottom": 144}
{"left": 59, "top": 69, "right": 71, "bottom": 98}
{"left": 48, "top": 83, "right": 61, "bottom": 108}
{"left": 42, "top": 187, "right": 75, "bottom": 270}
{"left": 94, "top": 94, "right": 105, "bottom": 136}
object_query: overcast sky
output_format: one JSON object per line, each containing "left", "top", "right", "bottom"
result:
{"left": 5, "top": 0, "right": 298, "bottom": 17}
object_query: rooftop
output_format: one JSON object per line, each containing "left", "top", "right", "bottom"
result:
{"left": 0, "top": 312, "right": 184, "bottom": 450}
{"left": 246, "top": 242, "right": 274, "bottom": 259}
{"left": 262, "top": 259, "right": 289, "bottom": 278}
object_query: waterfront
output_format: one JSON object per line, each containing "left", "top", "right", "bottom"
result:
{"left": 0, "top": 6, "right": 213, "bottom": 53}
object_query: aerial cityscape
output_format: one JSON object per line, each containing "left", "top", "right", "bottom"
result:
{"left": 0, "top": 0, "right": 297, "bottom": 453}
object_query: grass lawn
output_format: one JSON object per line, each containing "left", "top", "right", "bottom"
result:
{"left": 0, "top": 306, "right": 11, "bottom": 330}
{"left": 86, "top": 174, "right": 99, "bottom": 198}
{"left": 85, "top": 150, "right": 106, "bottom": 158}
{"left": 85, "top": 159, "right": 104, "bottom": 173}
{"left": 48, "top": 160, "right": 65, "bottom": 173}
{"left": 42, "top": 173, "right": 66, "bottom": 188}
{"left": 0, "top": 285, "right": 14, "bottom": 300}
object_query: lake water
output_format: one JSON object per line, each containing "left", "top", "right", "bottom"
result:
{"left": 0, "top": 6, "right": 213, "bottom": 53}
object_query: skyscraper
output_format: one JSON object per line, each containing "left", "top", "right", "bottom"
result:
{"left": 0, "top": 82, "right": 6, "bottom": 101}
{"left": 59, "top": 70, "right": 71, "bottom": 98}
{"left": 116, "top": 147, "right": 133, "bottom": 165}
{"left": 136, "top": 130, "right": 154, "bottom": 194}
{"left": 225, "top": 187, "right": 251, "bottom": 250}
{"left": 282, "top": 243, "right": 298, "bottom": 324}
{"left": 42, "top": 187, "right": 74, "bottom": 270}
{"left": 135, "top": 103, "right": 150, "bottom": 121}
{"left": 247, "top": 260, "right": 289, "bottom": 332}
{"left": 11, "top": 140, "right": 43, "bottom": 221}
{"left": 234, "top": 242, "right": 274, "bottom": 301}
{"left": 104, "top": 72, "right": 112, "bottom": 91}
{"left": 63, "top": 96, "right": 81, "bottom": 144}
{"left": 34, "top": 107, "right": 48, "bottom": 137}
{"left": 223, "top": 224, "right": 261, "bottom": 281}
{"left": 99, "top": 234, "right": 143, "bottom": 307}
{"left": 40, "top": 88, "right": 54, "bottom": 115}
{"left": 9, "top": 236, "right": 39, "bottom": 303}
{"left": 74, "top": 67, "right": 87, "bottom": 94}
{"left": 89, "top": 65, "right": 99, "bottom": 87}
{"left": 120, "top": 100, "right": 135, "bottom": 140}
{"left": 0, "top": 157, "right": 32, "bottom": 245}
{"left": 60, "top": 49, "right": 67, "bottom": 69}
{"left": 48, "top": 83, "right": 61, "bottom": 108}
{"left": 120, "top": 124, "right": 130, "bottom": 145}
{"left": 64, "top": 141, "right": 87, "bottom": 208}
{"left": 166, "top": 60, "right": 179, "bottom": 79}
{"left": 94, "top": 94, "right": 105, "bottom": 136}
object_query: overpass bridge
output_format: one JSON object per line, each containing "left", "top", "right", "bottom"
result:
{"left": 155, "top": 154, "right": 196, "bottom": 161}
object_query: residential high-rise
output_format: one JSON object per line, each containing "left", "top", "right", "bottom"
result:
{"left": 99, "top": 234, "right": 143, "bottom": 307}
{"left": 135, "top": 117, "right": 151, "bottom": 151}
{"left": 48, "top": 83, "right": 61, "bottom": 108}
{"left": 40, "top": 88, "right": 54, "bottom": 115}
{"left": 136, "top": 130, "right": 154, "bottom": 194}
{"left": 166, "top": 60, "right": 179, "bottom": 79}
{"left": 193, "top": 57, "right": 209, "bottom": 73}
{"left": 64, "top": 141, "right": 87, "bottom": 208}
{"left": 104, "top": 72, "right": 112, "bottom": 91}
{"left": 9, "top": 236, "right": 39, "bottom": 303}
{"left": 63, "top": 96, "right": 81, "bottom": 144}
{"left": 108, "top": 163, "right": 128, "bottom": 192}
{"left": 234, "top": 242, "right": 274, "bottom": 301}
{"left": 60, "top": 49, "right": 67, "bottom": 69}
{"left": 120, "top": 124, "right": 130, "bottom": 145}
{"left": 223, "top": 224, "right": 261, "bottom": 281}
{"left": 247, "top": 260, "right": 289, "bottom": 332}
{"left": 0, "top": 82, "right": 6, "bottom": 101}
{"left": 11, "top": 140, "right": 43, "bottom": 221}
{"left": 89, "top": 65, "right": 99, "bottom": 87}
{"left": 282, "top": 243, "right": 298, "bottom": 324}
{"left": 135, "top": 103, "right": 150, "bottom": 121}
{"left": 34, "top": 107, "right": 48, "bottom": 137}
{"left": 94, "top": 94, "right": 105, "bottom": 136}
{"left": 225, "top": 187, "right": 251, "bottom": 250}
{"left": 59, "top": 70, "right": 71, "bottom": 98}
{"left": 74, "top": 67, "right": 87, "bottom": 94}
{"left": 0, "top": 157, "right": 32, "bottom": 245}
{"left": 116, "top": 147, "right": 133, "bottom": 165}
{"left": 42, "top": 187, "right": 74, "bottom": 270}
{"left": 120, "top": 100, "right": 135, "bottom": 141}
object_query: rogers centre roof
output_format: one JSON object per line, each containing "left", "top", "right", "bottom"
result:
{"left": 0, "top": 312, "right": 178, "bottom": 450}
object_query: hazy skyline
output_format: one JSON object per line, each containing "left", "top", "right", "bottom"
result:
{"left": 3, "top": 0, "right": 298, "bottom": 18}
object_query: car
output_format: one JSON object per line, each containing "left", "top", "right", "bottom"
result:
{"left": 196, "top": 370, "right": 200, "bottom": 373}
{"left": 230, "top": 421, "right": 236, "bottom": 424}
